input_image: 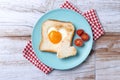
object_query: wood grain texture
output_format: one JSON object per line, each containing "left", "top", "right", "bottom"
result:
{"left": 0, "top": 0, "right": 120, "bottom": 80}
{"left": 0, "top": 0, "right": 54, "bottom": 36}
{"left": 94, "top": 36, "right": 120, "bottom": 80}
{"left": 0, "top": 0, "right": 120, "bottom": 36}
{"left": 95, "top": 36, "right": 120, "bottom": 69}
{"left": 96, "top": 67, "right": 120, "bottom": 80}
{"left": 0, "top": 37, "right": 95, "bottom": 80}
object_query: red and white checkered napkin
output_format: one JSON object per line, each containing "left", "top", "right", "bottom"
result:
{"left": 23, "top": 41, "right": 53, "bottom": 74}
{"left": 23, "top": 1, "right": 104, "bottom": 74}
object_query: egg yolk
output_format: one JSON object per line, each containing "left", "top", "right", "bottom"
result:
{"left": 48, "top": 31, "right": 62, "bottom": 44}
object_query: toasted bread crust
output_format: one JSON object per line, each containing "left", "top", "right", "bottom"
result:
{"left": 39, "top": 19, "right": 77, "bottom": 58}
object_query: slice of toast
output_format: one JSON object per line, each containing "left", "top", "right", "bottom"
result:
{"left": 57, "top": 39, "right": 77, "bottom": 58}
{"left": 39, "top": 19, "right": 77, "bottom": 58}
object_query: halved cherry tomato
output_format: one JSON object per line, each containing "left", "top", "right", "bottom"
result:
{"left": 74, "top": 38, "right": 83, "bottom": 47}
{"left": 76, "top": 29, "right": 84, "bottom": 36}
{"left": 81, "top": 33, "right": 89, "bottom": 41}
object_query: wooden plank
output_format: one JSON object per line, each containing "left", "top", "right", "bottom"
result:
{"left": 0, "top": 65, "right": 94, "bottom": 80}
{"left": 0, "top": 9, "right": 42, "bottom": 36}
{"left": 0, "top": 0, "right": 120, "bottom": 80}
{"left": 94, "top": 36, "right": 120, "bottom": 69}
{"left": 75, "top": 0, "right": 120, "bottom": 33}
{"left": 95, "top": 36, "right": 120, "bottom": 80}
{"left": 0, "top": 0, "right": 120, "bottom": 37}
{"left": 105, "top": 32, "right": 120, "bottom": 36}
{"left": 0, "top": 0, "right": 54, "bottom": 12}
{"left": 0, "top": 37, "right": 95, "bottom": 80}
{"left": 74, "top": 72, "right": 95, "bottom": 80}
{"left": 0, "top": 0, "right": 54, "bottom": 36}
{"left": 96, "top": 67, "right": 120, "bottom": 80}
{"left": 94, "top": 35, "right": 120, "bottom": 80}
{"left": 53, "top": 0, "right": 120, "bottom": 33}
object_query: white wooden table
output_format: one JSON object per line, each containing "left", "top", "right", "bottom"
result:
{"left": 0, "top": 0, "right": 120, "bottom": 80}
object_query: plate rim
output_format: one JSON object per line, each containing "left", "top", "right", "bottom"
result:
{"left": 32, "top": 8, "right": 93, "bottom": 70}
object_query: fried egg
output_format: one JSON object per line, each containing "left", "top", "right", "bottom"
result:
{"left": 48, "top": 27, "right": 67, "bottom": 44}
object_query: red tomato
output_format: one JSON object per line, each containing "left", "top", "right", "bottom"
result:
{"left": 76, "top": 29, "right": 84, "bottom": 36}
{"left": 74, "top": 39, "right": 83, "bottom": 47}
{"left": 81, "top": 33, "right": 89, "bottom": 41}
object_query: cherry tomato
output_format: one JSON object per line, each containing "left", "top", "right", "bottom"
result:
{"left": 76, "top": 29, "right": 84, "bottom": 36}
{"left": 74, "top": 38, "right": 83, "bottom": 47}
{"left": 81, "top": 33, "right": 89, "bottom": 41}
